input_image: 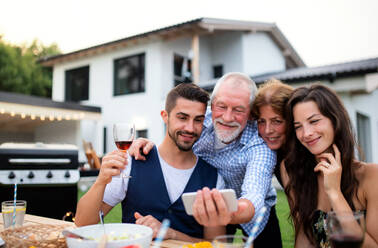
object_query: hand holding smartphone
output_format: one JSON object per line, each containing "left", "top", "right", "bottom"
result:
{"left": 181, "top": 189, "right": 238, "bottom": 215}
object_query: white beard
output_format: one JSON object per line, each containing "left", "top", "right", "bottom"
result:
{"left": 214, "top": 118, "right": 242, "bottom": 143}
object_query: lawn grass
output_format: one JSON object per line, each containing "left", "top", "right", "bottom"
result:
{"left": 78, "top": 189, "right": 294, "bottom": 247}
{"left": 276, "top": 190, "right": 295, "bottom": 248}
{"left": 78, "top": 188, "right": 122, "bottom": 223}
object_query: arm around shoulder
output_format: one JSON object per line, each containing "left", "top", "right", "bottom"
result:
{"left": 128, "top": 138, "right": 155, "bottom": 160}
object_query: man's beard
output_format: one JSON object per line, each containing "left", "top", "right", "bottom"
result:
{"left": 168, "top": 129, "right": 199, "bottom": 151}
{"left": 214, "top": 118, "right": 242, "bottom": 143}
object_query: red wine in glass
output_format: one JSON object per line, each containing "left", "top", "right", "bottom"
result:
{"left": 330, "top": 234, "right": 363, "bottom": 248}
{"left": 113, "top": 123, "right": 135, "bottom": 178}
{"left": 326, "top": 211, "right": 365, "bottom": 248}
{"left": 115, "top": 141, "right": 132, "bottom": 152}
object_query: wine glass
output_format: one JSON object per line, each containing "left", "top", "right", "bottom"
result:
{"left": 113, "top": 123, "right": 135, "bottom": 178}
{"left": 326, "top": 211, "right": 365, "bottom": 248}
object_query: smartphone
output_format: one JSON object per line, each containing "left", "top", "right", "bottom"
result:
{"left": 181, "top": 189, "right": 238, "bottom": 215}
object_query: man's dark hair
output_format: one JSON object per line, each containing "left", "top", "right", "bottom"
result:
{"left": 165, "top": 83, "right": 209, "bottom": 113}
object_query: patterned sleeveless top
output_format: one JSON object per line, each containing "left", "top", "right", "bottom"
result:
{"left": 312, "top": 210, "right": 330, "bottom": 248}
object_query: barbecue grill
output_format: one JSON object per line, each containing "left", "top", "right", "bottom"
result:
{"left": 0, "top": 143, "right": 80, "bottom": 220}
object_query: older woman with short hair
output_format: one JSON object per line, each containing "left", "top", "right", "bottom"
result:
{"left": 251, "top": 78, "right": 294, "bottom": 185}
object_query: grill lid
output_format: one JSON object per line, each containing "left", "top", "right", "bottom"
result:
{"left": 0, "top": 142, "right": 80, "bottom": 185}
{"left": 0, "top": 142, "right": 78, "bottom": 150}
{"left": 0, "top": 142, "right": 79, "bottom": 170}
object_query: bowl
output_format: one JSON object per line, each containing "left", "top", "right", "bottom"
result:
{"left": 65, "top": 223, "right": 153, "bottom": 248}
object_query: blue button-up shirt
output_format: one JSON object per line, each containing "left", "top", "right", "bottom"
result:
{"left": 193, "top": 111, "right": 277, "bottom": 237}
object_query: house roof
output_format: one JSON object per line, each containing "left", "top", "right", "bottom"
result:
{"left": 202, "top": 57, "right": 378, "bottom": 92}
{"left": 0, "top": 91, "right": 101, "bottom": 113}
{"left": 251, "top": 57, "right": 378, "bottom": 84}
{"left": 39, "top": 17, "right": 305, "bottom": 68}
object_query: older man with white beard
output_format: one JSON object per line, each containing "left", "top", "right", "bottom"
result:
{"left": 130, "top": 72, "right": 281, "bottom": 247}
{"left": 190, "top": 72, "right": 281, "bottom": 248}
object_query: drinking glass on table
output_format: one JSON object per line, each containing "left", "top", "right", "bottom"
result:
{"left": 1, "top": 200, "right": 27, "bottom": 229}
{"left": 326, "top": 211, "right": 365, "bottom": 248}
{"left": 213, "top": 235, "right": 252, "bottom": 248}
{"left": 113, "top": 123, "right": 135, "bottom": 178}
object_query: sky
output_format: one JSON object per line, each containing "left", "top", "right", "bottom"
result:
{"left": 1, "top": 0, "right": 377, "bottom": 67}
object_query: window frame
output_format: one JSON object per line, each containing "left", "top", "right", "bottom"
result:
{"left": 213, "top": 64, "right": 224, "bottom": 78}
{"left": 65, "top": 65, "right": 90, "bottom": 102}
{"left": 173, "top": 53, "right": 192, "bottom": 86}
{"left": 113, "top": 53, "right": 145, "bottom": 96}
{"left": 136, "top": 129, "right": 148, "bottom": 139}
{"left": 356, "top": 112, "right": 372, "bottom": 162}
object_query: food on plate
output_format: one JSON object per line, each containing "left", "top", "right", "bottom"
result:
{"left": 183, "top": 241, "right": 213, "bottom": 248}
{"left": 65, "top": 223, "right": 153, "bottom": 248}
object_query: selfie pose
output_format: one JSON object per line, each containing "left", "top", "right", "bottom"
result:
{"left": 130, "top": 73, "right": 281, "bottom": 248}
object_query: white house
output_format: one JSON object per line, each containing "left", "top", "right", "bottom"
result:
{"left": 40, "top": 17, "right": 305, "bottom": 159}
{"left": 40, "top": 17, "right": 378, "bottom": 164}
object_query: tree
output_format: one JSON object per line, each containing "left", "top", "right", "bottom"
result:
{"left": 0, "top": 38, "right": 61, "bottom": 97}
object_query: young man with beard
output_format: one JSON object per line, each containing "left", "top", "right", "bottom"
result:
{"left": 131, "top": 73, "right": 281, "bottom": 247}
{"left": 75, "top": 83, "right": 225, "bottom": 242}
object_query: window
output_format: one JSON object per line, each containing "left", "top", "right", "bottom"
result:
{"left": 356, "top": 112, "right": 372, "bottom": 162}
{"left": 65, "top": 66, "right": 89, "bottom": 102}
{"left": 173, "top": 53, "right": 192, "bottom": 86}
{"left": 137, "top": 129, "right": 148, "bottom": 139}
{"left": 213, "top": 65, "right": 223, "bottom": 78}
{"left": 114, "top": 53, "right": 145, "bottom": 96}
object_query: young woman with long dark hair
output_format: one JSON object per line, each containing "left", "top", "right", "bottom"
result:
{"left": 281, "top": 84, "right": 378, "bottom": 247}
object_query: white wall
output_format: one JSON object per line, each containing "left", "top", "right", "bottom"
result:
{"left": 198, "top": 35, "right": 213, "bottom": 83}
{"left": 196, "top": 31, "right": 286, "bottom": 86}
{"left": 81, "top": 119, "right": 103, "bottom": 154}
{"left": 346, "top": 91, "right": 378, "bottom": 163}
{"left": 242, "top": 32, "right": 285, "bottom": 76}
{"left": 34, "top": 120, "right": 80, "bottom": 144}
{"left": 210, "top": 31, "right": 243, "bottom": 75}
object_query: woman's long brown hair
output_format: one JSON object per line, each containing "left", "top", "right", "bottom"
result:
{"left": 284, "top": 84, "right": 360, "bottom": 244}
